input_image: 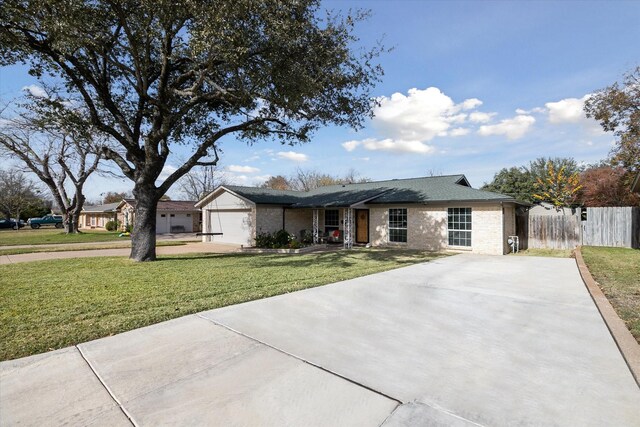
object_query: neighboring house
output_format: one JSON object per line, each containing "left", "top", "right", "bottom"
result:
{"left": 196, "top": 175, "right": 528, "bottom": 255}
{"left": 116, "top": 199, "right": 201, "bottom": 234}
{"left": 528, "top": 201, "right": 577, "bottom": 216}
{"left": 79, "top": 203, "right": 119, "bottom": 229}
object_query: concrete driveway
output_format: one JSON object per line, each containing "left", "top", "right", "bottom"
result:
{"left": 2, "top": 254, "right": 639, "bottom": 426}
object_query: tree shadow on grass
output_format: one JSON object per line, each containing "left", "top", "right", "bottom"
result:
{"left": 158, "top": 249, "right": 446, "bottom": 269}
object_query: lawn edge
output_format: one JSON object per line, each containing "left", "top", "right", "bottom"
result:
{"left": 574, "top": 245, "right": 640, "bottom": 388}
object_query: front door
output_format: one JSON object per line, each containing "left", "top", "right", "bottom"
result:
{"left": 355, "top": 209, "right": 369, "bottom": 243}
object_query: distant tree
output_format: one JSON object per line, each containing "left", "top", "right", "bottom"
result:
{"left": 584, "top": 66, "right": 640, "bottom": 173}
{"left": 341, "top": 168, "right": 371, "bottom": 184}
{"left": 260, "top": 175, "right": 292, "bottom": 191}
{"left": 289, "top": 167, "right": 370, "bottom": 191}
{"left": 178, "top": 165, "right": 228, "bottom": 201}
{"left": 532, "top": 161, "right": 582, "bottom": 208}
{"left": 528, "top": 157, "right": 582, "bottom": 181}
{"left": 0, "top": 169, "right": 42, "bottom": 225}
{"left": 481, "top": 167, "right": 537, "bottom": 203}
{"left": 579, "top": 166, "right": 640, "bottom": 207}
{"left": 1, "top": 0, "right": 384, "bottom": 260}
{"left": 102, "top": 192, "right": 129, "bottom": 204}
{"left": 0, "top": 97, "right": 104, "bottom": 233}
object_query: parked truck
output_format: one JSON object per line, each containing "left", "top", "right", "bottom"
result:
{"left": 27, "top": 214, "right": 64, "bottom": 229}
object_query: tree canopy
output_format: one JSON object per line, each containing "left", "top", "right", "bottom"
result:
{"left": 584, "top": 66, "right": 640, "bottom": 172}
{"left": 481, "top": 167, "right": 536, "bottom": 204}
{"left": 260, "top": 168, "right": 370, "bottom": 191}
{"left": 1, "top": 0, "right": 384, "bottom": 260}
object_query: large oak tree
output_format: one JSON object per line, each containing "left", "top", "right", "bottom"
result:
{"left": 1, "top": 0, "right": 383, "bottom": 260}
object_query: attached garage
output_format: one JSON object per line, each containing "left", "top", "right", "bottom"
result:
{"left": 207, "top": 209, "right": 253, "bottom": 245}
{"left": 197, "top": 188, "right": 260, "bottom": 246}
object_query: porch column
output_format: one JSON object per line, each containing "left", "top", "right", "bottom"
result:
{"left": 343, "top": 208, "right": 354, "bottom": 249}
{"left": 312, "top": 209, "right": 319, "bottom": 244}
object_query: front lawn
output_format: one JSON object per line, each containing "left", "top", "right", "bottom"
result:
{"left": 0, "top": 240, "right": 184, "bottom": 256}
{"left": 0, "top": 228, "right": 126, "bottom": 246}
{"left": 581, "top": 246, "right": 640, "bottom": 344}
{"left": 0, "top": 249, "right": 444, "bottom": 360}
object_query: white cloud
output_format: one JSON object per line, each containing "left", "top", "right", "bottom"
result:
{"left": 461, "top": 98, "right": 482, "bottom": 110}
{"left": 276, "top": 151, "right": 308, "bottom": 162}
{"left": 545, "top": 95, "right": 590, "bottom": 124}
{"left": 22, "top": 85, "right": 47, "bottom": 98}
{"left": 343, "top": 87, "right": 497, "bottom": 155}
{"left": 469, "top": 112, "right": 496, "bottom": 123}
{"left": 478, "top": 115, "right": 536, "bottom": 140}
{"left": 373, "top": 87, "right": 484, "bottom": 142}
{"left": 342, "top": 138, "right": 434, "bottom": 154}
{"left": 227, "top": 165, "right": 260, "bottom": 173}
{"left": 449, "top": 127, "right": 470, "bottom": 137}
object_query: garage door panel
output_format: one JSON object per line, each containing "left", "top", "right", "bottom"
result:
{"left": 209, "top": 210, "right": 252, "bottom": 245}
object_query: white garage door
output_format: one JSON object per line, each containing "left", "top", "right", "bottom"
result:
{"left": 156, "top": 213, "right": 194, "bottom": 234}
{"left": 209, "top": 210, "right": 252, "bottom": 245}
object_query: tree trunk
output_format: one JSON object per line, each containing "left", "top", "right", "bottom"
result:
{"left": 66, "top": 210, "right": 81, "bottom": 233}
{"left": 130, "top": 186, "right": 159, "bottom": 261}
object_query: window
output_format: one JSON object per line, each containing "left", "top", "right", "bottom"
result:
{"left": 170, "top": 214, "right": 175, "bottom": 217}
{"left": 388, "top": 208, "right": 407, "bottom": 243}
{"left": 325, "top": 209, "right": 339, "bottom": 227}
{"left": 186, "top": 214, "right": 191, "bottom": 217}
{"left": 448, "top": 208, "right": 471, "bottom": 247}
{"left": 161, "top": 214, "right": 166, "bottom": 218}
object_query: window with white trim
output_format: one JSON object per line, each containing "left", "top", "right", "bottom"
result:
{"left": 325, "top": 209, "right": 339, "bottom": 227}
{"left": 388, "top": 208, "right": 407, "bottom": 243}
{"left": 448, "top": 207, "right": 472, "bottom": 247}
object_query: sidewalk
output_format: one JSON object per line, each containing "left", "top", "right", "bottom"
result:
{"left": 0, "top": 242, "right": 239, "bottom": 265}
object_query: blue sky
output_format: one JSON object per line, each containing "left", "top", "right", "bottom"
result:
{"left": 1, "top": 0, "right": 639, "bottom": 201}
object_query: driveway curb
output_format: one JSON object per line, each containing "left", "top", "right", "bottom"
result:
{"left": 575, "top": 246, "right": 640, "bottom": 388}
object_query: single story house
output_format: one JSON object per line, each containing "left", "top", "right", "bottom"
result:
{"left": 79, "top": 202, "right": 119, "bottom": 229}
{"left": 116, "top": 199, "right": 201, "bottom": 233}
{"left": 196, "top": 175, "right": 527, "bottom": 255}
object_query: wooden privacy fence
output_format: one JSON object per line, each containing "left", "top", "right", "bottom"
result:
{"left": 517, "top": 207, "right": 640, "bottom": 250}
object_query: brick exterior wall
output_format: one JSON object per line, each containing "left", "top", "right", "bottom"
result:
{"left": 284, "top": 208, "right": 313, "bottom": 240}
{"left": 369, "top": 203, "right": 511, "bottom": 255}
{"left": 255, "top": 206, "right": 283, "bottom": 236}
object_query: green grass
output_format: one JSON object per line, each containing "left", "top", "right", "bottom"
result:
{"left": 0, "top": 241, "right": 185, "bottom": 256}
{"left": 510, "top": 248, "right": 573, "bottom": 258}
{"left": 0, "top": 249, "right": 445, "bottom": 361}
{"left": 0, "top": 228, "right": 126, "bottom": 246}
{"left": 581, "top": 246, "right": 640, "bottom": 344}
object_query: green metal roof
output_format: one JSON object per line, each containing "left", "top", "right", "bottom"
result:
{"left": 224, "top": 175, "right": 519, "bottom": 207}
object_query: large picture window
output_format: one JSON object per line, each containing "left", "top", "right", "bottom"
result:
{"left": 448, "top": 207, "right": 471, "bottom": 247}
{"left": 325, "top": 209, "right": 339, "bottom": 227}
{"left": 388, "top": 208, "right": 407, "bottom": 243}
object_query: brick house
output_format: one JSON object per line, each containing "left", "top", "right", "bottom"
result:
{"left": 116, "top": 199, "right": 201, "bottom": 233}
{"left": 196, "top": 175, "right": 528, "bottom": 255}
{"left": 79, "top": 203, "right": 119, "bottom": 229}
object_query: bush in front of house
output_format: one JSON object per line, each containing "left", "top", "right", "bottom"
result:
{"left": 255, "top": 229, "right": 304, "bottom": 249}
{"left": 105, "top": 220, "right": 120, "bottom": 231}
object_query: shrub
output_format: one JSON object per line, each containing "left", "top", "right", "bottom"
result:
{"left": 300, "top": 230, "right": 313, "bottom": 244}
{"left": 274, "top": 229, "right": 290, "bottom": 247}
{"left": 125, "top": 224, "right": 133, "bottom": 233}
{"left": 105, "top": 220, "right": 120, "bottom": 231}
{"left": 255, "top": 231, "right": 275, "bottom": 248}
{"left": 289, "top": 239, "right": 302, "bottom": 249}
